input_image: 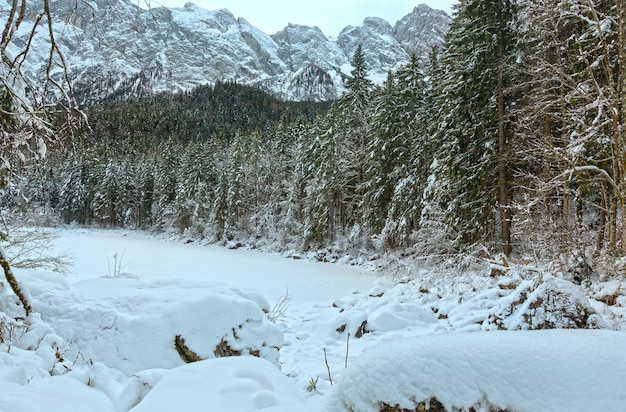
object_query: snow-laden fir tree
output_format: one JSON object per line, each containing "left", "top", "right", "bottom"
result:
{"left": 251, "top": 120, "right": 298, "bottom": 240}
{"left": 425, "top": 0, "right": 519, "bottom": 255}
{"left": 302, "top": 106, "right": 345, "bottom": 244}
{"left": 226, "top": 131, "right": 257, "bottom": 234}
{"left": 362, "top": 71, "right": 402, "bottom": 236}
{"left": 152, "top": 143, "right": 180, "bottom": 230}
{"left": 92, "top": 160, "right": 127, "bottom": 226}
{"left": 378, "top": 54, "right": 430, "bottom": 248}
{"left": 301, "top": 46, "right": 374, "bottom": 245}
{"left": 281, "top": 121, "right": 311, "bottom": 243}
{"left": 57, "top": 160, "right": 89, "bottom": 224}
{"left": 212, "top": 168, "right": 230, "bottom": 241}
{"left": 134, "top": 159, "right": 155, "bottom": 228}
{"left": 338, "top": 45, "right": 374, "bottom": 231}
{"left": 173, "top": 142, "right": 216, "bottom": 235}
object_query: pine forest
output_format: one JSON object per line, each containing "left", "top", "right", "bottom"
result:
{"left": 4, "top": 0, "right": 626, "bottom": 277}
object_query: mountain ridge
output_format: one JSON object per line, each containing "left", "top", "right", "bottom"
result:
{"left": 6, "top": 0, "right": 451, "bottom": 104}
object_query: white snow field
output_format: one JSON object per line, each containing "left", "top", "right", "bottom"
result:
{"left": 1, "top": 228, "right": 625, "bottom": 411}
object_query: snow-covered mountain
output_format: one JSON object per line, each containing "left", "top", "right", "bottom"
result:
{"left": 7, "top": 0, "right": 451, "bottom": 104}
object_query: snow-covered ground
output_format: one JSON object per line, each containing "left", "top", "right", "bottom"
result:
{"left": 1, "top": 228, "right": 625, "bottom": 411}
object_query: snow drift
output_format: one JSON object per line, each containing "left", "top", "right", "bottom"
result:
{"left": 325, "top": 330, "right": 626, "bottom": 412}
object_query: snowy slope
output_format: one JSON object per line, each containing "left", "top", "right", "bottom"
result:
{"left": 1, "top": 228, "right": 624, "bottom": 411}
{"left": 4, "top": 0, "right": 451, "bottom": 103}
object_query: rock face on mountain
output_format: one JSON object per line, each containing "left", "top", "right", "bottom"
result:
{"left": 7, "top": 0, "right": 451, "bottom": 104}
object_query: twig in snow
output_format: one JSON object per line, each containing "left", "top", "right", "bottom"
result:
{"left": 324, "top": 347, "right": 333, "bottom": 385}
{"left": 345, "top": 332, "right": 350, "bottom": 368}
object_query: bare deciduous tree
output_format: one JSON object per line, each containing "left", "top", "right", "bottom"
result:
{"left": 1, "top": 0, "right": 83, "bottom": 316}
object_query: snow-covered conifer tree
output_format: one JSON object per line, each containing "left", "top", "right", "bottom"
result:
{"left": 362, "top": 71, "right": 402, "bottom": 235}
{"left": 425, "top": 0, "right": 519, "bottom": 254}
{"left": 340, "top": 45, "right": 374, "bottom": 229}
{"left": 378, "top": 54, "right": 430, "bottom": 248}
{"left": 302, "top": 107, "right": 344, "bottom": 244}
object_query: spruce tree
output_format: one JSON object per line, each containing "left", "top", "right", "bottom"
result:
{"left": 302, "top": 106, "right": 344, "bottom": 244}
{"left": 362, "top": 71, "right": 401, "bottom": 235}
{"left": 58, "top": 160, "right": 89, "bottom": 224}
{"left": 174, "top": 142, "right": 216, "bottom": 234}
{"left": 381, "top": 54, "right": 430, "bottom": 248}
{"left": 426, "top": 0, "right": 519, "bottom": 254}
{"left": 212, "top": 169, "right": 230, "bottom": 241}
{"left": 152, "top": 143, "right": 181, "bottom": 230}
{"left": 92, "top": 160, "right": 128, "bottom": 226}
{"left": 282, "top": 121, "right": 311, "bottom": 243}
{"left": 300, "top": 46, "right": 375, "bottom": 245}
{"left": 339, "top": 45, "right": 374, "bottom": 233}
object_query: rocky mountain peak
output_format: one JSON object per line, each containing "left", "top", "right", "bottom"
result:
{"left": 394, "top": 4, "right": 452, "bottom": 58}
{"left": 7, "top": 0, "right": 451, "bottom": 104}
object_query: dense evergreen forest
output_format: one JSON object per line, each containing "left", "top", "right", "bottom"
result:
{"left": 5, "top": 0, "right": 626, "bottom": 272}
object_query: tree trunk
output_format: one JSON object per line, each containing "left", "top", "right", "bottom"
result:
{"left": 618, "top": 0, "right": 626, "bottom": 254}
{"left": 590, "top": 0, "right": 626, "bottom": 255}
{"left": 0, "top": 248, "right": 32, "bottom": 317}
{"left": 497, "top": 8, "right": 512, "bottom": 256}
{"left": 609, "top": 195, "right": 617, "bottom": 254}
{"left": 562, "top": 185, "right": 569, "bottom": 246}
{"left": 596, "top": 185, "right": 607, "bottom": 255}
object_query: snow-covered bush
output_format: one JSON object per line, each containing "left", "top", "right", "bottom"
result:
{"left": 482, "top": 275, "right": 607, "bottom": 330}
{"left": 0, "top": 310, "right": 82, "bottom": 378}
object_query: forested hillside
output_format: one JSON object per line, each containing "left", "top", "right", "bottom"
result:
{"left": 5, "top": 0, "right": 626, "bottom": 277}
{"left": 86, "top": 81, "right": 328, "bottom": 148}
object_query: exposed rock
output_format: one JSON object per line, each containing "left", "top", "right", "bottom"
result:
{"left": 174, "top": 335, "right": 203, "bottom": 363}
{"left": 6, "top": 0, "right": 451, "bottom": 104}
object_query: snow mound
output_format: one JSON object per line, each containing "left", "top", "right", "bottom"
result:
{"left": 17, "top": 269, "right": 284, "bottom": 375}
{"left": 0, "top": 375, "right": 116, "bottom": 412}
{"left": 325, "top": 330, "right": 626, "bottom": 412}
{"left": 119, "top": 286, "right": 284, "bottom": 368}
{"left": 130, "top": 356, "right": 303, "bottom": 412}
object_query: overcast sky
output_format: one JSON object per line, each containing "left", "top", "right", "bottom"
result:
{"left": 145, "top": 1, "right": 458, "bottom": 38}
